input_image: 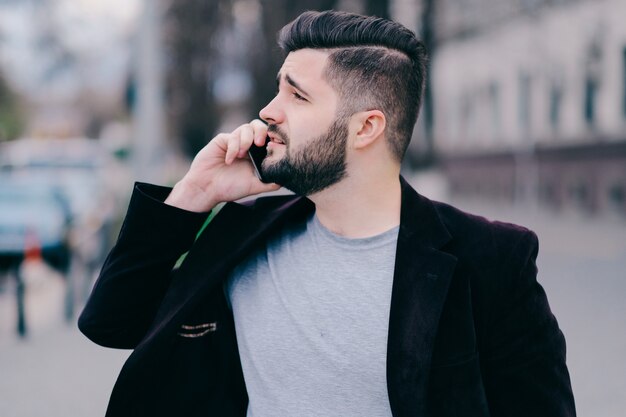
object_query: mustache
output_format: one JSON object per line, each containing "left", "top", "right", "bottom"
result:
{"left": 267, "top": 124, "right": 289, "bottom": 145}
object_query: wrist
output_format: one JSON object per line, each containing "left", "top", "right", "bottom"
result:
{"left": 164, "top": 179, "right": 217, "bottom": 213}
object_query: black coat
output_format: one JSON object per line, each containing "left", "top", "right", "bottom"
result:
{"left": 79, "top": 177, "right": 576, "bottom": 416}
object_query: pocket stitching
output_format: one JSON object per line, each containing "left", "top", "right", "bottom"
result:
{"left": 177, "top": 321, "right": 217, "bottom": 338}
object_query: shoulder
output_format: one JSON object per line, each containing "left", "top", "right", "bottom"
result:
{"left": 428, "top": 199, "right": 540, "bottom": 301}
{"left": 432, "top": 199, "right": 538, "bottom": 267}
{"left": 429, "top": 200, "right": 541, "bottom": 316}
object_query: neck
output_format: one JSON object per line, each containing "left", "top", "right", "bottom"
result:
{"left": 308, "top": 170, "right": 402, "bottom": 239}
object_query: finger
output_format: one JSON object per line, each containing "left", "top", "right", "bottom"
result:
{"left": 225, "top": 134, "right": 240, "bottom": 165}
{"left": 250, "top": 119, "right": 268, "bottom": 146}
{"left": 211, "top": 133, "right": 229, "bottom": 152}
{"left": 238, "top": 125, "right": 254, "bottom": 158}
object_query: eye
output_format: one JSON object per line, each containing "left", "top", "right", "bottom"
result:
{"left": 292, "top": 91, "right": 307, "bottom": 101}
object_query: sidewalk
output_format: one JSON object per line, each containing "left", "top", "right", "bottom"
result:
{"left": 0, "top": 260, "right": 129, "bottom": 417}
{"left": 0, "top": 322, "right": 129, "bottom": 417}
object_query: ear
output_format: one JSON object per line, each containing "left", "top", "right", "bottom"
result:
{"left": 350, "top": 110, "right": 386, "bottom": 151}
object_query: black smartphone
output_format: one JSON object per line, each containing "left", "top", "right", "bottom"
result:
{"left": 248, "top": 136, "right": 269, "bottom": 183}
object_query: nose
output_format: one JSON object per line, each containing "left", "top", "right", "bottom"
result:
{"left": 259, "top": 95, "right": 284, "bottom": 125}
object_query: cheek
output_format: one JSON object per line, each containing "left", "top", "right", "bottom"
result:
{"left": 284, "top": 104, "right": 336, "bottom": 146}
{"left": 289, "top": 108, "right": 332, "bottom": 135}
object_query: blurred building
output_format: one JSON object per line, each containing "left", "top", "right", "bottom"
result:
{"left": 431, "top": 0, "right": 626, "bottom": 217}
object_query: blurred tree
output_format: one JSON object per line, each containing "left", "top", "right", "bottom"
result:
{"left": 249, "top": 0, "right": 338, "bottom": 118}
{"left": 164, "top": 0, "right": 397, "bottom": 156}
{"left": 416, "top": 0, "right": 436, "bottom": 167}
{"left": 365, "top": 0, "right": 390, "bottom": 19}
{"left": 0, "top": 73, "right": 24, "bottom": 141}
{"left": 164, "top": 0, "right": 228, "bottom": 158}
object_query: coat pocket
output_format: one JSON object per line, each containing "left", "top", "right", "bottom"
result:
{"left": 148, "top": 322, "right": 221, "bottom": 416}
{"left": 427, "top": 353, "right": 491, "bottom": 417}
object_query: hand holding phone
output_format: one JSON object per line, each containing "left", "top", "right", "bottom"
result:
{"left": 165, "top": 122, "right": 278, "bottom": 212}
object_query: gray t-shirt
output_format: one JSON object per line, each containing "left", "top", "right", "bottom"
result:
{"left": 226, "top": 213, "right": 399, "bottom": 417}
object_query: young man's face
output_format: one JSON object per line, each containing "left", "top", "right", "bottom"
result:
{"left": 259, "top": 49, "right": 350, "bottom": 196}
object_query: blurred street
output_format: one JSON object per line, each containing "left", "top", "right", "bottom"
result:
{"left": 0, "top": 322, "right": 128, "bottom": 417}
{"left": 0, "top": 174, "right": 624, "bottom": 416}
{"left": 0, "top": 261, "right": 129, "bottom": 417}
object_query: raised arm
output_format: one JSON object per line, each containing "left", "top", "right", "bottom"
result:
{"left": 78, "top": 120, "right": 279, "bottom": 349}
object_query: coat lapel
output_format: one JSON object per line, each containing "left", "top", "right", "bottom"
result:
{"left": 387, "top": 178, "right": 458, "bottom": 417}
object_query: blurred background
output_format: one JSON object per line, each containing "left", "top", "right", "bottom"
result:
{"left": 0, "top": 0, "right": 624, "bottom": 416}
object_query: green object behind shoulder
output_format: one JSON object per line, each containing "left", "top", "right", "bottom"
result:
{"left": 173, "top": 203, "right": 224, "bottom": 269}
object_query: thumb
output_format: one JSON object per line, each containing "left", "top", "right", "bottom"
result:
{"left": 250, "top": 180, "right": 281, "bottom": 195}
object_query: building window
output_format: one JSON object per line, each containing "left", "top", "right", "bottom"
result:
{"left": 609, "top": 183, "right": 625, "bottom": 214}
{"left": 488, "top": 82, "right": 501, "bottom": 137}
{"left": 549, "top": 83, "right": 562, "bottom": 129}
{"left": 518, "top": 72, "right": 531, "bottom": 135}
{"left": 622, "top": 47, "right": 626, "bottom": 118}
{"left": 584, "top": 75, "right": 597, "bottom": 126}
{"left": 460, "top": 92, "right": 471, "bottom": 141}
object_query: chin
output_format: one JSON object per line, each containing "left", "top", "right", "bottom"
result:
{"left": 260, "top": 156, "right": 280, "bottom": 173}
{"left": 264, "top": 151, "right": 285, "bottom": 165}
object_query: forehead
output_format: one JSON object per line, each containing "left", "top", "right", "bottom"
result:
{"left": 279, "top": 49, "right": 331, "bottom": 89}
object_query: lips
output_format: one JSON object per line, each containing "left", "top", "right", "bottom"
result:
{"left": 267, "top": 125, "right": 288, "bottom": 145}
{"left": 268, "top": 134, "right": 285, "bottom": 145}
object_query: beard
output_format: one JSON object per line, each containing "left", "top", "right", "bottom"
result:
{"left": 261, "top": 116, "right": 349, "bottom": 196}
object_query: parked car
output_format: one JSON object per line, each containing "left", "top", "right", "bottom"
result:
{"left": 0, "top": 138, "right": 120, "bottom": 273}
{"left": 0, "top": 177, "right": 71, "bottom": 274}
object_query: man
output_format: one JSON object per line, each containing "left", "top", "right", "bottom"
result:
{"left": 79, "top": 10, "right": 576, "bottom": 417}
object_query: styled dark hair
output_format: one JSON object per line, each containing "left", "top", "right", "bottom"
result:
{"left": 278, "top": 10, "right": 428, "bottom": 161}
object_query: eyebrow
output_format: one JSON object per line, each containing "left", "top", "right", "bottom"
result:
{"left": 276, "top": 72, "right": 311, "bottom": 98}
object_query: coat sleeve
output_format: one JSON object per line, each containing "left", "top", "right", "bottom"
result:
{"left": 78, "top": 182, "right": 209, "bottom": 349}
{"left": 481, "top": 230, "right": 576, "bottom": 416}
